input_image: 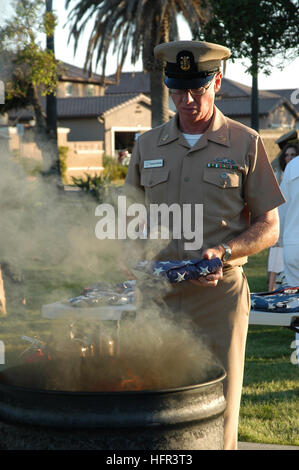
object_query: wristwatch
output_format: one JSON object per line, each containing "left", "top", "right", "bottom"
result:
{"left": 220, "top": 243, "right": 232, "bottom": 262}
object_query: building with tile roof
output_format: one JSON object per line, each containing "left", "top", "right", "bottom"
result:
{"left": 3, "top": 65, "right": 298, "bottom": 180}
{"left": 105, "top": 72, "right": 298, "bottom": 129}
{"left": 267, "top": 89, "right": 299, "bottom": 114}
{"left": 57, "top": 62, "right": 106, "bottom": 98}
{"left": 8, "top": 93, "right": 164, "bottom": 159}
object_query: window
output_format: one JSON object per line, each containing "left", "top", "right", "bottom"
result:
{"left": 87, "top": 84, "right": 94, "bottom": 97}
{"left": 65, "top": 83, "right": 73, "bottom": 97}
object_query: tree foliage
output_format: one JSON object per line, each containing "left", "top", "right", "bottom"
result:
{"left": 0, "top": 0, "right": 61, "bottom": 177}
{"left": 65, "top": 0, "right": 210, "bottom": 127}
{"left": 66, "top": 0, "right": 208, "bottom": 76}
{"left": 0, "top": 0, "right": 59, "bottom": 113}
{"left": 199, "top": 0, "right": 299, "bottom": 130}
{"left": 200, "top": 0, "right": 298, "bottom": 74}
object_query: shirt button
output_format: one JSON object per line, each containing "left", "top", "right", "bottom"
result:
{"left": 184, "top": 176, "right": 190, "bottom": 182}
{"left": 221, "top": 219, "right": 228, "bottom": 227}
{"left": 221, "top": 172, "right": 228, "bottom": 179}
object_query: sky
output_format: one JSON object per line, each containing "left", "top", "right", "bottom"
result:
{"left": 2, "top": 0, "right": 299, "bottom": 91}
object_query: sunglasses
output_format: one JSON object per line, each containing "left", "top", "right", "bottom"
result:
{"left": 170, "top": 78, "right": 214, "bottom": 97}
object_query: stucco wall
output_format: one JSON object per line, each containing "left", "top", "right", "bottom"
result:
{"left": 64, "top": 140, "right": 104, "bottom": 183}
{"left": 228, "top": 103, "right": 296, "bottom": 130}
{"left": 4, "top": 127, "right": 104, "bottom": 182}
{"left": 104, "top": 100, "right": 152, "bottom": 156}
{"left": 57, "top": 82, "right": 104, "bottom": 98}
{"left": 263, "top": 106, "right": 296, "bottom": 129}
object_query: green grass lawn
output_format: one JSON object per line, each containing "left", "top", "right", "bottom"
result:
{"left": 241, "top": 252, "right": 299, "bottom": 446}
{"left": 1, "top": 240, "right": 298, "bottom": 445}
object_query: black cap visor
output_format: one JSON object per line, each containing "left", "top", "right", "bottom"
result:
{"left": 165, "top": 74, "right": 214, "bottom": 90}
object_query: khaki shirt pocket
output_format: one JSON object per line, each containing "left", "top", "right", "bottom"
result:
{"left": 140, "top": 169, "right": 169, "bottom": 203}
{"left": 203, "top": 168, "right": 243, "bottom": 219}
{"left": 203, "top": 168, "right": 241, "bottom": 189}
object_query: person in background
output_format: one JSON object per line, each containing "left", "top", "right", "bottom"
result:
{"left": 276, "top": 142, "right": 299, "bottom": 183}
{"left": 278, "top": 155, "right": 299, "bottom": 365}
{"left": 268, "top": 141, "right": 299, "bottom": 291}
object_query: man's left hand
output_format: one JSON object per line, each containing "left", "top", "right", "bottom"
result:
{"left": 190, "top": 246, "right": 224, "bottom": 287}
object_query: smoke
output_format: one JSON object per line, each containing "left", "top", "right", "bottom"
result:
{"left": 0, "top": 138, "right": 219, "bottom": 391}
{"left": 0, "top": 142, "right": 125, "bottom": 297}
{"left": 117, "top": 310, "right": 221, "bottom": 390}
{"left": 5, "top": 310, "right": 221, "bottom": 392}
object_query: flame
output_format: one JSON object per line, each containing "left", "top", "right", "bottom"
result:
{"left": 108, "top": 340, "right": 114, "bottom": 357}
{"left": 119, "top": 369, "right": 146, "bottom": 391}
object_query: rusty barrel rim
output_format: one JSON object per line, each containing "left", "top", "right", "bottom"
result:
{"left": 0, "top": 364, "right": 226, "bottom": 396}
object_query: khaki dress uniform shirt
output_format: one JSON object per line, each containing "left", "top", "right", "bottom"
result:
{"left": 126, "top": 106, "right": 284, "bottom": 263}
{"left": 125, "top": 106, "right": 285, "bottom": 450}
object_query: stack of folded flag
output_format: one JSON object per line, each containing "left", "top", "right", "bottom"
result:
{"left": 250, "top": 286, "right": 299, "bottom": 313}
{"left": 134, "top": 258, "right": 223, "bottom": 283}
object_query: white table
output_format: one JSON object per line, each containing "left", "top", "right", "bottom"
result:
{"left": 42, "top": 301, "right": 136, "bottom": 321}
{"left": 41, "top": 301, "right": 299, "bottom": 363}
{"left": 42, "top": 301, "right": 299, "bottom": 331}
{"left": 249, "top": 309, "right": 299, "bottom": 366}
{"left": 249, "top": 310, "right": 299, "bottom": 331}
{"left": 41, "top": 302, "right": 137, "bottom": 357}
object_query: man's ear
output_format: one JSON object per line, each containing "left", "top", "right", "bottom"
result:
{"left": 214, "top": 72, "right": 223, "bottom": 94}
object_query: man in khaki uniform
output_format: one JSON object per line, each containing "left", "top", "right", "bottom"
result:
{"left": 125, "top": 41, "right": 285, "bottom": 450}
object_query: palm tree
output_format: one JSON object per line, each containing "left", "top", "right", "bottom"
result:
{"left": 199, "top": 0, "right": 298, "bottom": 132}
{"left": 46, "top": 1, "right": 58, "bottom": 144}
{"left": 0, "top": 0, "right": 61, "bottom": 179}
{"left": 65, "top": 0, "right": 209, "bottom": 128}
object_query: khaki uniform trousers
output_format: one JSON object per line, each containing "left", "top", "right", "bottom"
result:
{"left": 143, "top": 266, "right": 250, "bottom": 450}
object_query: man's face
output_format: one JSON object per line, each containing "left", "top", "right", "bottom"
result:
{"left": 170, "top": 72, "right": 223, "bottom": 127}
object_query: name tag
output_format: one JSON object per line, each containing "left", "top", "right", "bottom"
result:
{"left": 144, "top": 159, "right": 164, "bottom": 168}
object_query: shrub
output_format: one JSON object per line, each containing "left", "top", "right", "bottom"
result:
{"left": 103, "top": 155, "right": 128, "bottom": 181}
{"left": 71, "top": 173, "right": 111, "bottom": 203}
{"left": 58, "top": 146, "right": 68, "bottom": 182}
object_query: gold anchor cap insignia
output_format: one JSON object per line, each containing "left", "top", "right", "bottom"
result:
{"left": 180, "top": 55, "right": 191, "bottom": 71}
{"left": 177, "top": 50, "right": 194, "bottom": 73}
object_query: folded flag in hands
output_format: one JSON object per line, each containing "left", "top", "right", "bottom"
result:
{"left": 135, "top": 258, "right": 223, "bottom": 283}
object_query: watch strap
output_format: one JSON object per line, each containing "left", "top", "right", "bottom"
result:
{"left": 220, "top": 243, "right": 232, "bottom": 262}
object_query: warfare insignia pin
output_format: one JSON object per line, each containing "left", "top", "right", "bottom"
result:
{"left": 214, "top": 158, "right": 236, "bottom": 164}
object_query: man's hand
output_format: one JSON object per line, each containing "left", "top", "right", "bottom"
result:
{"left": 190, "top": 246, "right": 224, "bottom": 287}
{"left": 189, "top": 208, "right": 280, "bottom": 288}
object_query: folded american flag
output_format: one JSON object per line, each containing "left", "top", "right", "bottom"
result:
{"left": 135, "top": 258, "right": 223, "bottom": 283}
{"left": 251, "top": 286, "right": 299, "bottom": 313}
